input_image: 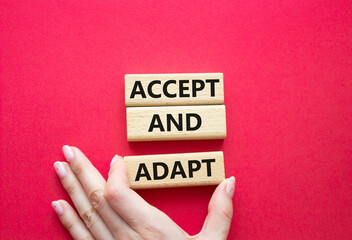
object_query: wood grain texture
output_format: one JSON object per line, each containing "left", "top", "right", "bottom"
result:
{"left": 125, "top": 73, "right": 224, "bottom": 106}
{"left": 124, "top": 151, "right": 225, "bottom": 189}
{"left": 126, "top": 105, "right": 227, "bottom": 141}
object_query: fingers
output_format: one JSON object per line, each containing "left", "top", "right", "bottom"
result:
{"left": 52, "top": 200, "right": 95, "bottom": 240}
{"left": 53, "top": 161, "right": 114, "bottom": 240}
{"left": 62, "top": 145, "right": 106, "bottom": 195}
{"left": 199, "top": 177, "right": 235, "bottom": 240}
{"left": 105, "top": 155, "right": 186, "bottom": 239}
{"left": 62, "top": 146, "right": 134, "bottom": 237}
{"left": 105, "top": 155, "right": 156, "bottom": 226}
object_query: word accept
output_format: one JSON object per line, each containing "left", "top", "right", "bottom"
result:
{"left": 125, "top": 73, "right": 224, "bottom": 106}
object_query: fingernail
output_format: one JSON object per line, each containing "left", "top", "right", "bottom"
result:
{"left": 226, "top": 176, "right": 235, "bottom": 198}
{"left": 51, "top": 201, "right": 64, "bottom": 216}
{"left": 62, "top": 145, "right": 74, "bottom": 162}
{"left": 54, "top": 162, "right": 66, "bottom": 179}
{"left": 110, "top": 155, "right": 118, "bottom": 166}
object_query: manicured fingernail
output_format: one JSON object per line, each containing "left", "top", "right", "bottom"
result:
{"left": 62, "top": 145, "right": 74, "bottom": 162}
{"left": 54, "top": 162, "right": 66, "bottom": 179}
{"left": 110, "top": 155, "right": 118, "bottom": 166}
{"left": 226, "top": 176, "right": 235, "bottom": 198}
{"left": 51, "top": 201, "right": 64, "bottom": 216}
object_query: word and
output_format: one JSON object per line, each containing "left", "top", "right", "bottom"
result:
{"left": 148, "top": 113, "right": 201, "bottom": 132}
{"left": 126, "top": 105, "right": 226, "bottom": 141}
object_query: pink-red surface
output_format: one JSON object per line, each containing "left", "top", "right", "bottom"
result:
{"left": 1, "top": 1, "right": 352, "bottom": 239}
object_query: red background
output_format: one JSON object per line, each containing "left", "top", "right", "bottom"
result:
{"left": 1, "top": 1, "right": 352, "bottom": 239}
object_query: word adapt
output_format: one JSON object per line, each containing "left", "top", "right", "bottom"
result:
{"left": 126, "top": 105, "right": 226, "bottom": 141}
{"left": 124, "top": 151, "right": 225, "bottom": 189}
{"left": 125, "top": 73, "right": 224, "bottom": 106}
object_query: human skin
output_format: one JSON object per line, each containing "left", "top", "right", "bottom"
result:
{"left": 52, "top": 145, "right": 235, "bottom": 240}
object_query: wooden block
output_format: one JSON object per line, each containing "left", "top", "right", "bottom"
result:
{"left": 124, "top": 151, "right": 225, "bottom": 189}
{"left": 126, "top": 105, "right": 226, "bottom": 141}
{"left": 125, "top": 73, "right": 224, "bottom": 106}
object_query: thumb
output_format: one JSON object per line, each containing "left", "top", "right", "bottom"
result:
{"left": 199, "top": 177, "right": 235, "bottom": 240}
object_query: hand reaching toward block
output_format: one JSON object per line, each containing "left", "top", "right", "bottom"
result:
{"left": 52, "top": 145, "right": 235, "bottom": 240}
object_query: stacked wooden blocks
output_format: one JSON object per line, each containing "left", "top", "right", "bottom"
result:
{"left": 124, "top": 73, "right": 227, "bottom": 189}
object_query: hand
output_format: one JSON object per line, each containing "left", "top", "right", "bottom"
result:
{"left": 52, "top": 146, "right": 235, "bottom": 240}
